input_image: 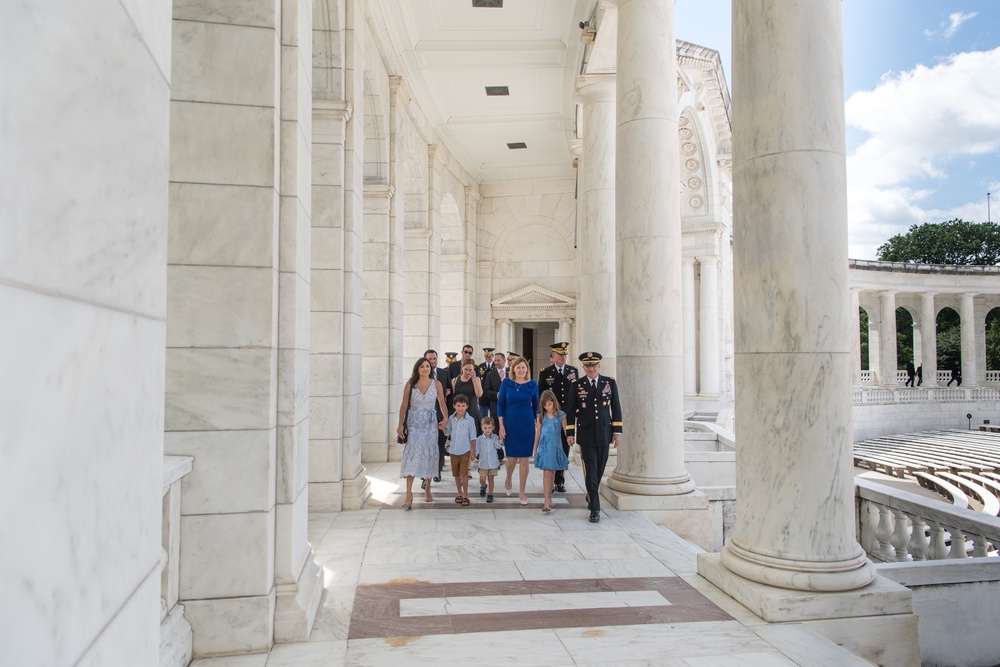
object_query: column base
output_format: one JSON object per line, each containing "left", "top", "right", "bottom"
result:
{"left": 698, "top": 553, "right": 919, "bottom": 666}
{"left": 308, "top": 481, "right": 343, "bottom": 512}
{"left": 184, "top": 591, "right": 275, "bottom": 657}
{"left": 606, "top": 469, "right": 696, "bottom": 496}
{"left": 159, "top": 603, "right": 192, "bottom": 667}
{"left": 719, "top": 538, "right": 876, "bottom": 592}
{"left": 274, "top": 550, "right": 325, "bottom": 643}
{"left": 342, "top": 467, "right": 372, "bottom": 510}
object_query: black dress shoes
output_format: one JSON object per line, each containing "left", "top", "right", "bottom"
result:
{"left": 589, "top": 511, "right": 600, "bottom": 523}
{"left": 555, "top": 484, "right": 566, "bottom": 493}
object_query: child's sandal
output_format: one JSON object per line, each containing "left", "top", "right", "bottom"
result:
{"left": 461, "top": 497, "right": 471, "bottom": 506}
{"left": 455, "top": 496, "right": 463, "bottom": 504}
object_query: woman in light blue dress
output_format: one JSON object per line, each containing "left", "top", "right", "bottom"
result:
{"left": 532, "top": 389, "right": 569, "bottom": 512}
{"left": 397, "top": 357, "right": 448, "bottom": 509}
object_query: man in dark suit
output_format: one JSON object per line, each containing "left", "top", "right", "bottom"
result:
{"left": 477, "top": 347, "right": 496, "bottom": 418}
{"left": 565, "top": 351, "right": 622, "bottom": 523}
{"left": 538, "top": 342, "right": 579, "bottom": 493}
{"left": 482, "top": 352, "right": 507, "bottom": 417}
{"left": 449, "top": 344, "right": 474, "bottom": 379}
{"left": 424, "top": 349, "right": 451, "bottom": 483}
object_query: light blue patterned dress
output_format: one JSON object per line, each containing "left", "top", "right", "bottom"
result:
{"left": 399, "top": 383, "right": 439, "bottom": 479}
{"left": 534, "top": 411, "right": 569, "bottom": 471}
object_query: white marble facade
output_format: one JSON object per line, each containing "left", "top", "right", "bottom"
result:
{"left": 16, "top": 0, "right": 956, "bottom": 663}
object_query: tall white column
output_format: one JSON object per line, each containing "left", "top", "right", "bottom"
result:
{"left": 558, "top": 318, "right": 573, "bottom": 349}
{"left": 698, "top": 256, "right": 720, "bottom": 396}
{"left": 607, "top": 0, "right": 694, "bottom": 498}
{"left": 961, "top": 292, "right": 978, "bottom": 387}
{"left": 575, "top": 75, "right": 617, "bottom": 371}
{"left": 850, "top": 289, "right": 862, "bottom": 386}
{"left": 880, "top": 291, "right": 898, "bottom": 386}
{"left": 713, "top": 0, "right": 875, "bottom": 592}
{"left": 498, "top": 318, "right": 512, "bottom": 355}
{"left": 683, "top": 257, "right": 697, "bottom": 394}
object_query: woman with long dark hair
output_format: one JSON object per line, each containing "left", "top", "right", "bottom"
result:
{"left": 397, "top": 357, "right": 448, "bottom": 508}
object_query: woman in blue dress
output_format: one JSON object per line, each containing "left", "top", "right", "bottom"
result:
{"left": 533, "top": 389, "right": 569, "bottom": 512}
{"left": 397, "top": 357, "right": 448, "bottom": 509}
{"left": 497, "top": 356, "right": 538, "bottom": 505}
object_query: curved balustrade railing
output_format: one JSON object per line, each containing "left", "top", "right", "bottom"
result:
{"left": 852, "top": 386, "right": 1000, "bottom": 405}
{"left": 857, "top": 478, "right": 1000, "bottom": 561}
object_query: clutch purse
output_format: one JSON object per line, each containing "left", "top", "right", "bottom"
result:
{"left": 397, "top": 426, "right": 408, "bottom": 444}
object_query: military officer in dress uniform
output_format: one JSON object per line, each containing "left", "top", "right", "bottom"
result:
{"left": 538, "top": 342, "right": 579, "bottom": 493}
{"left": 565, "top": 352, "right": 622, "bottom": 523}
{"left": 477, "top": 347, "right": 496, "bottom": 418}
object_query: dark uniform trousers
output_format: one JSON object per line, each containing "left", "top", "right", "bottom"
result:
{"left": 539, "top": 364, "right": 579, "bottom": 487}
{"left": 565, "top": 375, "right": 622, "bottom": 512}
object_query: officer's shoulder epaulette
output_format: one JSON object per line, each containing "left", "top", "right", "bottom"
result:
{"left": 606, "top": 376, "right": 615, "bottom": 381}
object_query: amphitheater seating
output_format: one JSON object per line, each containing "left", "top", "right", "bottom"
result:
{"left": 913, "top": 472, "right": 970, "bottom": 509}
{"left": 855, "top": 430, "right": 1000, "bottom": 513}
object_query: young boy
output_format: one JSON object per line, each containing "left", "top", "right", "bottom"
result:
{"left": 446, "top": 394, "right": 477, "bottom": 505}
{"left": 475, "top": 417, "right": 504, "bottom": 503}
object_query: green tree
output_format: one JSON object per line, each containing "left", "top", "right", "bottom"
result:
{"left": 896, "top": 307, "right": 913, "bottom": 369}
{"left": 859, "top": 308, "right": 869, "bottom": 370}
{"left": 876, "top": 219, "right": 1000, "bottom": 265}
{"left": 937, "top": 308, "right": 961, "bottom": 370}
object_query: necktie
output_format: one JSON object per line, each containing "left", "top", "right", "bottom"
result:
{"left": 499, "top": 369, "right": 505, "bottom": 379}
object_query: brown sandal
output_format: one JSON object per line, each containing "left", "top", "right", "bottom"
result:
{"left": 461, "top": 497, "right": 471, "bottom": 506}
{"left": 455, "top": 496, "right": 463, "bottom": 504}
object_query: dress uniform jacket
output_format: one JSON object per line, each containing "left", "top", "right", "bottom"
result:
{"left": 565, "top": 375, "right": 622, "bottom": 449}
{"left": 538, "top": 364, "right": 578, "bottom": 410}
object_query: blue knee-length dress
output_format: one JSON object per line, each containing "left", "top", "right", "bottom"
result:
{"left": 534, "top": 411, "right": 569, "bottom": 470}
{"left": 497, "top": 378, "right": 538, "bottom": 458}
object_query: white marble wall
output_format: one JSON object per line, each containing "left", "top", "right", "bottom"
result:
{"left": 166, "top": 2, "right": 283, "bottom": 654}
{"left": 478, "top": 182, "right": 578, "bottom": 349}
{"left": 0, "top": 2, "right": 171, "bottom": 665}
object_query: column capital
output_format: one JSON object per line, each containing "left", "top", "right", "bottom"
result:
{"left": 682, "top": 256, "right": 696, "bottom": 266}
{"left": 962, "top": 291, "right": 979, "bottom": 299}
{"left": 575, "top": 74, "right": 616, "bottom": 104}
{"left": 921, "top": 291, "right": 937, "bottom": 298}
{"left": 879, "top": 290, "right": 898, "bottom": 297}
{"left": 696, "top": 255, "right": 720, "bottom": 266}
{"left": 569, "top": 138, "right": 583, "bottom": 160}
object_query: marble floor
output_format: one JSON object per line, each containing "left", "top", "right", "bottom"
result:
{"left": 191, "top": 463, "right": 871, "bottom": 667}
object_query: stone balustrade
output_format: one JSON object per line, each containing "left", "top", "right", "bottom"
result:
{"left": 857, "top": 477, "right": 1000, "bottom": 562}
{"left": 852, "top": 386, "right": 1000, "bottom": 405}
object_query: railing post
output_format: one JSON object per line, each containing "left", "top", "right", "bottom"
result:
{"left": 889, "top": 508, "right": 911, "bottom": 562}
{"left": 875, "top": 505, "right": 896, "bottom": 560}
{"left": 907, "top": 514, "right": 928, "bottom": 561}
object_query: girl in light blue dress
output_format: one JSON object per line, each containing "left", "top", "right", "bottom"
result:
{"left": 532, "top": 389, "right": 569, "bottom": 512}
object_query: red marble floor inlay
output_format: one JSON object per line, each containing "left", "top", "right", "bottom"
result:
{"left": 348, "top": 576, "right": 732, "bottom": 639}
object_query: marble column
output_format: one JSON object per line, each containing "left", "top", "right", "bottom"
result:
{"left": 361, "top": 185, "right": 399, "bottom": 464}
{"left": 575, "top": 74, "right": 617, "bottom": 372}
{"left": 274, "top": 0, "right": 322, "bottom": 641}
{"left": 712, "top": 0, "right": 875, "bottom": 591}
{"left": 339, "top": 0, "right": 368, "bottom": 508}
{"left": 961, "top": 292, "right": 978, "bottom": 387}
{"left": 683, "top": 257, "right": 697, "bottom": 394}
{"left": 850, "top": 288, "right": 862, "bottom": 386}
{"left": 558, "top": 318, "right": 574, "bottom": 348}
{"left": 310, "top": 100, "right": 352, "bottom": 511}
{"left": 166, "top": 4, "right": 284, "bottom": 653}
{"left": 498, "top": 318, "right": 512, "bottom": 355}
{"left": 880, "top": 291, "right": 898, "bottom": 386}
{"left": 698, "top": 256, "right": 720, "bottom": 396}
{"left": 607, "top": 0, "right": 694, "bottom": 498}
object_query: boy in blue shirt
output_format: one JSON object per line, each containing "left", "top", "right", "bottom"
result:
{"left": 446, "top": 394, "right": 477, "bottom": 505}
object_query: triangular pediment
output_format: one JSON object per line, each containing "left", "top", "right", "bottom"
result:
{"left": 492, "top": 284, "right": 576, "bottom": 309}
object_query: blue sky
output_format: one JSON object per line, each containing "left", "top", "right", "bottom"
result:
{"left": 675, "top": 1, "right": 1000, "bottom": 260}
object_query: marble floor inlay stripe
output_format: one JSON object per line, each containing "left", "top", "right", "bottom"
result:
{"left": 399, "top": 590, "right": 672, "bottom": 616}
{"left": 348, "top": 576, "right": 732, "bottom": 639}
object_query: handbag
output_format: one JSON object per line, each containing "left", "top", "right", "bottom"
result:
{"left": 397, "top": 390, "right": 412, "bottom": 444}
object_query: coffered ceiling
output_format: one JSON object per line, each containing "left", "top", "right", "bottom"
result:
{"left": 373, "top": 0, "right": 597, "bottom": 184}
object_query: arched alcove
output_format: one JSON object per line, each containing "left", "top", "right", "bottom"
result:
{"left": 986, "top": 307, "right": 1000, "bottom": 373}
{"left": 937, "top": 306, "right": 961, "bottom": 372}
{"left": 859, "top": 306, "right": 870, "bottom": 371}
{"left": 896, "top": 306, "right": 915, "bottom": 370}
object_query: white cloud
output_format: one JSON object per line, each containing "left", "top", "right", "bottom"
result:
{"left": 923, "top": 11, "right": 977, "bottom": 39}
{"left": 845, "top": 47, "right": 1000, "bottom": 258}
